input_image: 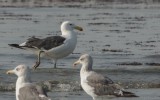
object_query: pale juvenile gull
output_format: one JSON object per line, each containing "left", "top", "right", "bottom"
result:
{"left": 73, "top": 54, "right": 138, "bottom": 100}
{"left": 8, "top": 21, "right": 83, "bottom": 69}
{"left": 6, "top": 64, "right": 51, "bottom": 100}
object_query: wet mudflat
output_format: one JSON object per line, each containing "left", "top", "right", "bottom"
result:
{"left": 0, "top": 1, "right": 160, "bottom": 100}
{"left": 0, "top": 89, "right": 160, "bottom": 100}
{"left": 0, "top": 5, "right": 160, "bottom": 69}
{"left": 0, "top": 6, "right": 160, "bottom": 69}
{"left": 0, "top": 68, "right": 160, "bottom": 100}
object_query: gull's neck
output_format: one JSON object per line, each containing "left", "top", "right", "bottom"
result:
{"left": 16, "top": 75, "right": 31, "bottom": 100}
{"left": 61, "top": 29, "right": 76, "bottom": 38}
{"left": 16, "top": 75, "right": 31, "bottom": 85}
{"left": 80, "top": 62, "right": 93, "bottom": 77}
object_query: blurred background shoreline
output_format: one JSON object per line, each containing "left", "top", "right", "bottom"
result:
{"left": 0, "top": 0, "right": 160, "bottom": 8}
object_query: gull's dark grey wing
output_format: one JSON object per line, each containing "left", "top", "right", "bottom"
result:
{"left": 18, "top": 84, "right": 51, "bottom": 100}
{"left": 24, "top": 36, "right": 43, "bottom": 49}
{"left": 9, "top": 36, "right": 66, "bottom": 50}
{"left": 8, "top": 36, "right": 43, "bottom": 49}
{"left": 25, "top": 36, "right": 66, "bottom": 50}
{"left": 38, "top": 36, "right": 66, "bottom": 50}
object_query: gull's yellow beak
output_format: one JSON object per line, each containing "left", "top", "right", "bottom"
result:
{"left": 73, "top": 60, "right": 80, "bottom": 67}
{"left": 6, "top": 69, "right": 15, "bottom": 74}
{"left": 74, "top": 26, "right": 83, "bottom": 31}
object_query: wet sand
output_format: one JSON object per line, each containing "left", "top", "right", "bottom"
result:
{"left": 0, "top": 68, "right": 160, "bottom": 99}
{"left": 1, "top": 68, "right": 160, "bottom": 90}
{"left": 0, "top": 89, "right": 160, "bottom": 100}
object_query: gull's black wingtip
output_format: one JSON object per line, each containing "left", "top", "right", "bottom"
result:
{"left": 8, "top": 44, "right": 18, "bottom": 47}
{"left": 122, "top": 91, "right": 139, "bottom": 97}
{"left": 8, "top": 44, "right": 23, "bottom": 49}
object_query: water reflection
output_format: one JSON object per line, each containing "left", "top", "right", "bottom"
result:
{"left": 0, "top": 0, "right": 160, "bottom": 7}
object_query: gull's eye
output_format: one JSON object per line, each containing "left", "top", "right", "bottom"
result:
{"left": 16, "top": 68, "right": 20, "bottom": 71}
{"left": 80, "top": 58, "right": 84, "bottom": 61}
{"left": 69, "top": 24, "right": 73, "bottom": 26}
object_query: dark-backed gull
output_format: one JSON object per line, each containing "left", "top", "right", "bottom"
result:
{"left": 73, "top": 54, "right": 138, "bottom": 100}
{"left": 9, "top": 21, "right": 83, "bottom": 69}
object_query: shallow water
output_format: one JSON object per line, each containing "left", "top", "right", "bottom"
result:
{"left": 0, "top": 3, "right": 160, "bottom": 100}
{"left": 0, "top": 89, "right": 160, "bottom": 100}
{"left": 0, "top": 68, "right": 160, "bottom": 100}
{"left": 0, "top": 6, "right": 160, "bottom": 70}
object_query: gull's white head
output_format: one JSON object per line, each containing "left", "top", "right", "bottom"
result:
{"left": 73, "top": 54, "right": 93, "bottom": 71}
{"left": 61, "top": 21, "right": 83, "bottom": 32}
{"left": 6, "top": 64, "right": 30, "bottom": 77}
